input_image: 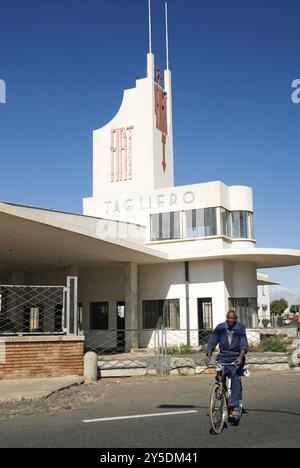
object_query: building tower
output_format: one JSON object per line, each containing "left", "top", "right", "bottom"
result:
{"left": 84, "top": 2, "right": 174, "bottom": 219}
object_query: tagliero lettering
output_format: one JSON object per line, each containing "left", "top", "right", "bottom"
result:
{"left": 104, "top": 191, "right": 197, "bottom": 215}
{"left": 0, "top": 79, "right": 6, "bottom": 104}
{"left": 291, "top": 79, "right": 300, "bottom": 104}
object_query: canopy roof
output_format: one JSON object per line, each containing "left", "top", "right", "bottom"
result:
{"left": 0, "top": 201, "right": 300, "bottom": 272}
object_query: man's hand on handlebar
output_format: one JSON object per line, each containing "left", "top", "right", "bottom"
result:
{"left": 235, "top": 350, "right": 246, "bottom": 367}
{"left": 235, "top": 357, "right": 243, "bottom": 367}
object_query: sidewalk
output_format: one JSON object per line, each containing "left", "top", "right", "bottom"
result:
{"left": 0, "top": 376, "right": 85, "bottom": 403}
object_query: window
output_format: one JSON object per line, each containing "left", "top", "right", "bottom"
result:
{"left": 151, "top": 212, "right": 181, "bottom": 241}
{"left": 90, "top": 302, "right": 109, "bottom": 330}
{"left": 231, "top": 211, "right": 254, "bottom": 239}
{"left": 185, "top": 208, "right": 217, "bottom": 238}
{"left": 143, "top": 299, "right": 180, "bottom": 329}
{"left": 198, "top": 298, "right": 213, "bottom": 330}
{"left": 221, "top": 208, "right": 231, "bottom": 238}
{"left": 229, "top": 298, "right": 258, "bottom": 328}
{"left": 150, "top": 207, "right": 254, "bottom": 242}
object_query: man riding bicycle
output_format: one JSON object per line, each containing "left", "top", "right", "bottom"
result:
{"left": 205, "top": 310, "right": 249, "bottom": 419}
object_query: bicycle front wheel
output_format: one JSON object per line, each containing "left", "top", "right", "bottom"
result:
{"left": 209, "top": 384, "right": 227, "bottom": 434}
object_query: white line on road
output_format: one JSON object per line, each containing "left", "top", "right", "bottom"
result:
{"left": 83, "top": 410, "right": 198, "bottom": 424}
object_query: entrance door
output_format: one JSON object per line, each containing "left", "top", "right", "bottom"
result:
{"left": 198, "top": 298, "right": 213, "bottom": 329}
{"left": 198, "top": 298, "right": 213, "bottom": 344}
{"left": 116, "top": 302, "right": 125, "bottom": 352}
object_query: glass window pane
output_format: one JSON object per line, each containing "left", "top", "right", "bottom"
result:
{"left": 228, "top": 298, "right": 258, "bottom": 328}
{"left": 231, "top": 212, "right": 240, "bottom": 238}
{"left": 172, "top": 212, "right": 181, "bottom": 239}
{"left": 196, "top": 209, "right": 205, "bottom": 236}
{"left": 143, "top": 300, "right": 163, "bottom": 329}
{"left": 90, "top": 302, "right": 109, "bottom": 330}
{"left": 240, "top": 212, "right": 247, "bottom": 238}
{"left": 164, "top": 299, "right": 180, "bottom": 329}
{"left": 185, "top": 208, "right": 217, "bottom": 238}
{"left": 248, "top": 213, "right": 254, "bottom": 239}
{"left": 161, "top": 213, "right": 171, "bottom": 239}
{"left": 203, "top": 302, "right": 213, "bottom": 329}
{"left": 143, "top": 299, "right": 180, "bottom": 329}
{"left": 151, "top": 214, "right": 160, "bottom": 241}
{"left": 231, "top": 211, "right": 253, "bottom": 239}
{"left": 204, "top": 208, "right": 217, "bottom": 236}
{"left": 151, "top": 212, "right": 181, "bottom": 241}
{"left": 186, "top": 210, "right": 194, "bottom": 237}
{"left": 221, "top": 208, "right": 231, "bottom": 237}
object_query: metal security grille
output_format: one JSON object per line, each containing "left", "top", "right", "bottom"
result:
{"left": 85, "top": 325, "right": 212, "bottom": 376}
{"left": 0, "top": 284, "right": 67, "bottom": 335}
{"left": 87, "top": 324, "right": 296, "bottom": 377}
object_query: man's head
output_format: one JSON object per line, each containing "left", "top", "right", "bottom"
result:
{"left": 226, "top": 310, "right": 238, "bottom": 328}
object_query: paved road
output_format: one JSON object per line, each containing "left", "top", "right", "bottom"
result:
{"left": 0, "top": 370, "right": 299, "bottom": 448}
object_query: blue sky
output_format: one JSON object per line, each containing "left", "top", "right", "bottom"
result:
{"left": 0, "top": 0, "right": 299, "bottom": 291}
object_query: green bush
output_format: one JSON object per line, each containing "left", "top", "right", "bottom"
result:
{"left": 270, "top": 299, "right": 288, "bottom": 315}
{"left": 257, "top": 337, "right": 289, "bottom": 353}
{"left": 166, "top": 345, "right": 180, "bottom": 355}
{"left": 262, "top": 319, "right": 270, "bottom": 328}
{"left": 166, "top": 344, "right": 195, "bottom": 355}
{"left": 276, "top": 316, "right": 284, "bottom": 327}
{"left": 179, "top": 344, "right": 193, "bottom": 354}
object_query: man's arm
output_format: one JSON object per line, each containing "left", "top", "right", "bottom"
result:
{"left": 236, "top": 326, "right": 249, "bottom": 365}
{"left": 235, "top": 349, "right": 247, "bottom": 366}
{"left": 205, "top": 327, "right": 220, "bottom": 365}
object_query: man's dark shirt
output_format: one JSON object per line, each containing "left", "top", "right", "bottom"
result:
{"left": 207, "top": 322, "right": 249, "bottom": 361}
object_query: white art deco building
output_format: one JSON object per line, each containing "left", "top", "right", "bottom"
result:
{"left": 0, "top": 27, "right": 300, "bottom": 359}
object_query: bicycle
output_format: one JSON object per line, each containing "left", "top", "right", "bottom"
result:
{"left": 209, "top": 362, "right": 250, "bottom": 434}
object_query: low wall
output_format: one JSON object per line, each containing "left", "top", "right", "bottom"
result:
{"left": 0, "top": 336, "right": 84, "bottom": 380}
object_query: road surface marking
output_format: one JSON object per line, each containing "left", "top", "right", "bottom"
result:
{"left": 83, "top": 410, "right": 198, "bottom": 424}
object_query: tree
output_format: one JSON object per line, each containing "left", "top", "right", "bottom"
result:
{"left": 290, "top": 305, "right": 300, "bottom": 314}
{"left": 270, "top": 299, "right": 288, "bottom": 316}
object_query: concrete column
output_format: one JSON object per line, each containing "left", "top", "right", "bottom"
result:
{"left": 65, "top": 266, "right": 79, "bottom": 277}
{"left": 65, "top": 267, "right": 79, "bottom": 335}
{"left": 125, "top": 263, "right": 138, "bottom": 351}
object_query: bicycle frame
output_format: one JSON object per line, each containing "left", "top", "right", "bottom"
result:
{"left": 209, "top": 362, "right": 243, "bottom": 434}
{"left": 215, "top": 362, "right": 238, "bottom": 408}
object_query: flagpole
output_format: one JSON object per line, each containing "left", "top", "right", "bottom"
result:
{"left": 148, "top": 0, "right": 152, "bottom": 54}
{"left": 165, "top": 2, "right": 170, "bottom": 70}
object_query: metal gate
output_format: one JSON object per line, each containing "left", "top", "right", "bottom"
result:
{"left": 87, "top": 322, "right": 210, "bottom": 376}
{"left": 154, "top": 321, "right": 168, "bottom": 375}
{"left": 0, "top": 276, "right": 78, "bottom": 336}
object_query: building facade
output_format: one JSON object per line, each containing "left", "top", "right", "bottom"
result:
{"left": 0, "top": 51, "right": 300, "bottom": 379}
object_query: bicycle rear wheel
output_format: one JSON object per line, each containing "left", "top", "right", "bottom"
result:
{"left": 209, "top": 384, "right": 227, "bottom": 434}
